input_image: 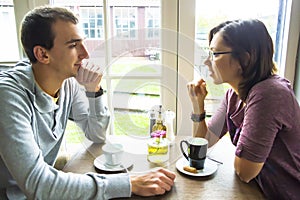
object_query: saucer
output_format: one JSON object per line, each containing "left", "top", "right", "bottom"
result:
{"left": 176, "top": 157, "right": 218, "bottom": 177}
{"left": 94, "top": 153, "right": 133, "bottom": 172}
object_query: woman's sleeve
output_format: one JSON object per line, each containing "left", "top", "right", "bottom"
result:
{"left": 235, "top": 86, "right": 285, "bottom": 162}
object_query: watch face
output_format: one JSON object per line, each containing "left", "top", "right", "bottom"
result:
{"left": 191, "top": 114, "right": 197, "bottom": 121}
{"left": 191, "top": 112, "right": 206, "bottom": 122}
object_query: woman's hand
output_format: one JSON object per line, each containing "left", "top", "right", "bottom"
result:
{"left": 187, "top": 79, "right": 208, "bottom": 113}
{"left": 76, "top": 61, "right": 103, "bottom": 92}
{"left": 130, "top": 168, "right": 176, "bottom": 196}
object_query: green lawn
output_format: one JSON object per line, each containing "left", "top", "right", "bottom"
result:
{"left": 113, "top": 110, "right": 149, "bottom": 137}
{"left": 65, "top": 111, "right": 149, "bottom": 144}
{"left": 65, "top": 120, "right": 85, "bottom": 144}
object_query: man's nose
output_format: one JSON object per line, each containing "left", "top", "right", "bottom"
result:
{"left": 79, "top": 44, "right": 89, "bottom": 59}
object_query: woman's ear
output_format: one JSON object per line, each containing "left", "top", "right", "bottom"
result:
{"left": 33, "top": 46, "right": 50, "bottom": 64}
{"left": 241, "top": 52, "right": 250, "bottom": 67}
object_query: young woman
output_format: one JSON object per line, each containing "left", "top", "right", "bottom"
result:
{"left": 187, "top": 19, "right": 299, "bottom": 199}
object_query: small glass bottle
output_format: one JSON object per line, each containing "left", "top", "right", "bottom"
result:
{"left": 147, "top": 132, "right": 169, "bottom": 163}
{"left": 151, "top": 105, "right": 166, "bottom": 133}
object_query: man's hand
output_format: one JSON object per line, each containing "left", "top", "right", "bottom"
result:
{"left": 76, "top": 61, "right": 103, "bottom": 92}
{"left": 130, "top": 168, "right": 176, "bottom": 196}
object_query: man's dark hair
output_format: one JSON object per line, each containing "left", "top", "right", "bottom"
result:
{"left": 20, "top": 6, "right": 78, "bottom": 63}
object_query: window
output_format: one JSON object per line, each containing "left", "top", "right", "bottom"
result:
{"left": 114, "top": 7, "right": 137, "bottom": 39}
{"left": 194, "top": 0, "right": 281, "bottom": 115}
{"left": 49, "top": 0, "right": 164, "bottom": 139}
{"left": 0, "top": 0, "right": 19, "bottom": 62}
{"left": 80, "top": 7, "right": 104, "bottom": 39}
{"left": 108, "top": 1, "right": 162, "bottom": 137}
{"left": 7, "top": 0, "right": 299, "bottom": 142}
{"left": 145, "top": 7, "right": 160, "bottom": 39}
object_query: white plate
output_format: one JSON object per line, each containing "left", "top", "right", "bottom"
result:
{"left": 94, "top": 153, "right": 133, "bottom": 172}
{"left": 176, "top": 157, "right": 218, "bottom": 177}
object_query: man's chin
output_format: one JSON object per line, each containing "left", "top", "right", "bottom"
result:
{"left": 72, "top": 67, "right": 80, "bottom": 77}
{"left": 69, "top": 71, "right": 77, "bottom": 79}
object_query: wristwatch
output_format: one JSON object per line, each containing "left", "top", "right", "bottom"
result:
{"left": 85, "top": 87, "right": 104, "bottom": 98}
{"left": 191, "top": 111, "right": 206, "bottom": 122}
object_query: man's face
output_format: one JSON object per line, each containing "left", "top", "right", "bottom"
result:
{"left": 47, "top": 19, "right": 89, "bottom": 80}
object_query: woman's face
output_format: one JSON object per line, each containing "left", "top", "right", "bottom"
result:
{"left": 204, "top": 32, "right": 243, "bottom": 86}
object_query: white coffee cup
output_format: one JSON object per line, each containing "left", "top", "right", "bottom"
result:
{"left": 102, "top": 143, "right": 124, "bottom": 166}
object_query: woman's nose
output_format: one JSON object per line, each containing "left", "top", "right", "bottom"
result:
{"left": 204, "top": 56, "right": 211, "bottom": 66}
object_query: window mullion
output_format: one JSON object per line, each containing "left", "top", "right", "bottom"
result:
{"left": 102, "top": 0, "right": 114, "bottom": 135}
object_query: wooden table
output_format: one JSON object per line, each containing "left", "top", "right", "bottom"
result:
{"left": 63, "top": 135, "right": 265, "bottom": 199}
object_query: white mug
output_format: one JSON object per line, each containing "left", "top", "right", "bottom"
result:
{"left": 102, "top": 143, "right": 124, "bottom": 166}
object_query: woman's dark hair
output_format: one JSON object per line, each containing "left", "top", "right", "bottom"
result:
{"left": 20, "top": 6, "right": 78, "bottom": 63}
{"left": 208, "top": 19, "right": 277, "bottom": 102}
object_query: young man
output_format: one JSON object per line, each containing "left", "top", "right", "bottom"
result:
{"left": 0, "top": 6, "right": 175, "bottom": 199}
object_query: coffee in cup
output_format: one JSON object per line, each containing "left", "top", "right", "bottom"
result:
{"left": 102, "top": 143, "right": 124, "bottom": 166}
{"left": 180, "top": 137, "right": 208, "bottom": 169}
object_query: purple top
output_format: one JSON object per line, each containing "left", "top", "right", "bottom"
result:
{"left": 208, "top": 75, "right": 300, "bottom": 199}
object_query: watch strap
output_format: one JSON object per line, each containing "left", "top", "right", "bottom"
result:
{"left": 191, "top": 112, "right": 206, "bottom": 122}
{"left": 85, "top": 87, "right": 104, "bottom": 98}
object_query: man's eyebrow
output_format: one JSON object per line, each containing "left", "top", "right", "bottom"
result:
{"left": 65, "top": 38, "right": 83, "bottom": 44}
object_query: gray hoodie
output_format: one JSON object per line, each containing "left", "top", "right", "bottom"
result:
{"left": 0, "top": 65, "right": 131, "bottom": 199}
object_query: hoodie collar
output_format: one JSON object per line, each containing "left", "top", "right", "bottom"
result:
{"left": 6, "top": 65, "right": 59, "bottom": 113}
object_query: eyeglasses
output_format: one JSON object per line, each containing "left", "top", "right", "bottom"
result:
{"left": 208, "top": 50, "right": 233, "bottom": 61}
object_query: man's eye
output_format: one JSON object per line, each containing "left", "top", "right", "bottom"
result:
{"left": 69, "top": 43, "right": 77, "bottom": 48}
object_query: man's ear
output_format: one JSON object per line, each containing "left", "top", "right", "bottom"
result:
{"left": 33, "top": 46, "right": 50, "bottom": 64}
